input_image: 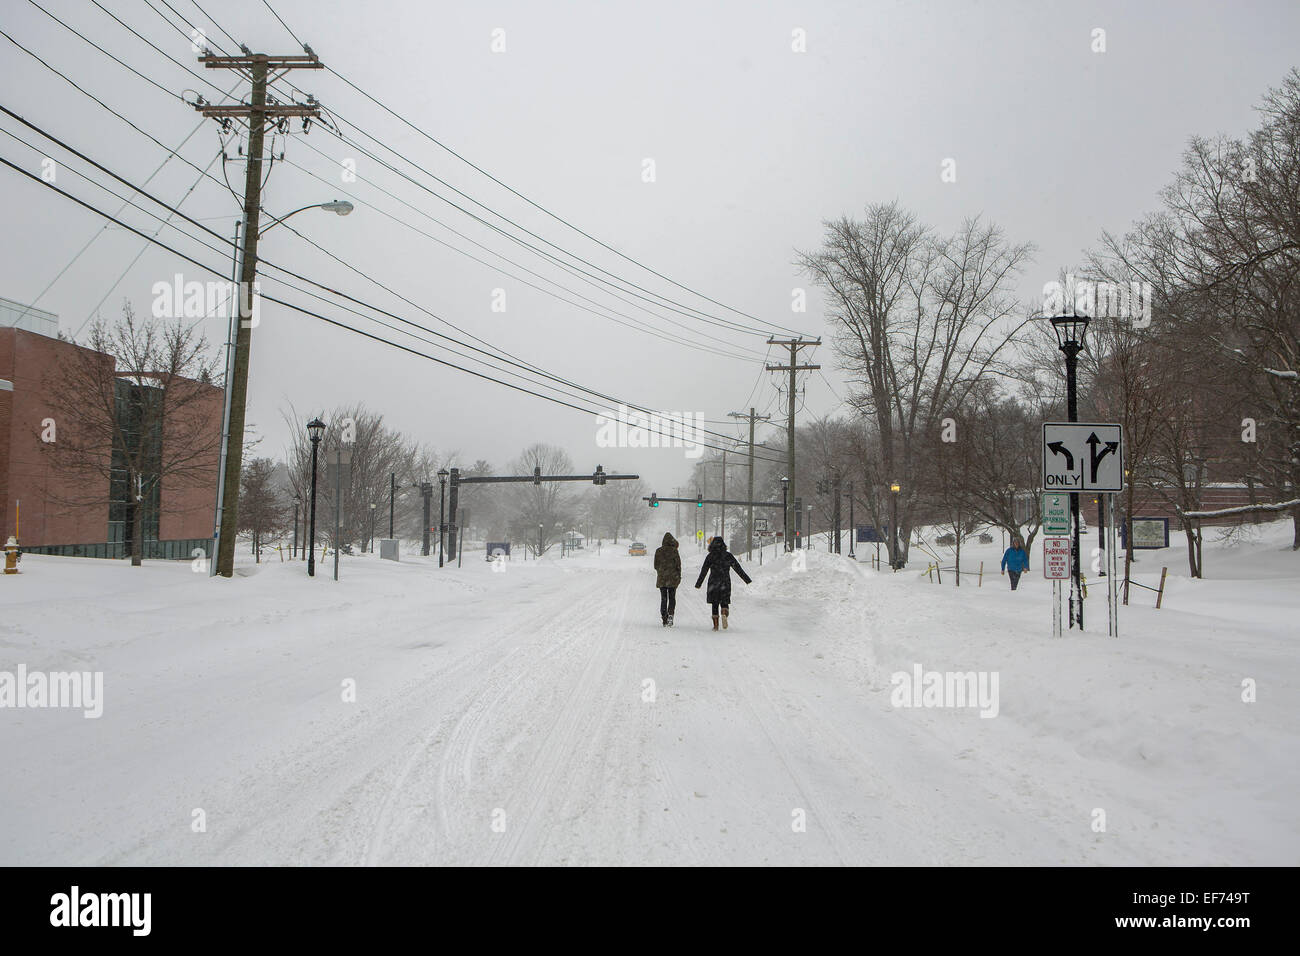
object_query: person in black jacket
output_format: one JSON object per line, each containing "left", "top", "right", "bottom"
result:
{"left": 694, "top": 536, "right": 752, "bottom": 630}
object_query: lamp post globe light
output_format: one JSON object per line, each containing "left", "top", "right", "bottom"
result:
{"left": 306, "top": 418, "right": 326, "bottom": 577}
{"left": 436, "top": 468, "right": 449, "bottom": 568}
{"left": 1049, "top": 314, "right": 1091, "bottom": 628}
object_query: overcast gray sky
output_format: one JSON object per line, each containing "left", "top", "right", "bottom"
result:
{"left": 3, "top": 0, "right": 1298, "bottom": 493}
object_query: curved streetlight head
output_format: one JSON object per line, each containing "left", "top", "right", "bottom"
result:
{"left": 321, "top": 200, "right": 354, "bottom": 216}
{"left": 307, "top": 417, "right": 326, "bottom": 444}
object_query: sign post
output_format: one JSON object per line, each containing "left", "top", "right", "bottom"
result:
{"left": 1043, "top": 423, "right": 1123, "bottom": 633}
{"left": 1043, "top": 537, "right": 1071, "bottom": 638}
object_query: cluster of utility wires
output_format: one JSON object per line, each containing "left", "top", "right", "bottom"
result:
{"left": 2, "top": 0, "right": 817, "bottom": 461}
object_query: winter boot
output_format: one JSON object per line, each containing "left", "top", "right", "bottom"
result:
{"left": 721, "top": 608, "right": 729, "bottom": 629}
{"left": 662, "top": 613, "right": 668, "bottom": 627}
{"left": 667, "top": 613, "right": 674, "bottom": 627}
{"left": 712, "top": 615, "right": 719, "bottom": 631}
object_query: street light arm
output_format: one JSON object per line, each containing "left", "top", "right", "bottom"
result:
{"left": 259, "top": 200, "right": 353, "bottom": 237}
{"left": 258, "top": 204, "right": 325, "bottom": 237}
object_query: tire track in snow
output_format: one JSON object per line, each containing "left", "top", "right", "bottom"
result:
{"left": 486, "top": 576, "right": 634, "bottom": 865}
{"left": 361, "top": 576, "right": 611, "bottom": 864}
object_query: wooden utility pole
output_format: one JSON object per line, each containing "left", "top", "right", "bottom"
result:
{"left": 196, "top": 51, "right": 322, "bottom": 578}
{"left": 729, "top": 407, "right": 770, "bottom": 558}
{"left": 766, "top": 338, "right": 819, "bottom": 551}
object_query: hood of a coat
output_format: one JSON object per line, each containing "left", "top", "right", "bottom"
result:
{"left": 708, "top": 537, "right": 727, "bottom": 552}
{"left": 662, "top": 532, "right": 678, "bottom": 548}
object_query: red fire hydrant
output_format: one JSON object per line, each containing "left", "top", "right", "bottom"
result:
{"left": 4, "top": 536, "right": 19, "bottom": 574}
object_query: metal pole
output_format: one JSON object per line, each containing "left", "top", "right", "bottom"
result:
{"left": 1097, "top": 493, "right": 1105, "bottom": 575}
{"left": 438, "top": 478, "right": 446, "bottom": 567}
{"left": 333, "top": 447, "right": 341, "bottom": 582}
{"left": 720, "top": 450, "right": 727, "bottom": 543}
{"left": 446, "top": 469, "right": 460, "bottom": 558}
{"left": 891, "top": 491, "right": 899, "bottom": 570}
{"left": 389, "top": 472, "right": 395, "bottom": 539}
{"left": 833, "top": 476, "right": 842, "bottom": 554}
{"left": 421, "top": 484, "right": 430, "bottom": 556}
{"left": 782, "top": 482, "right": 789, "bottom": 551}
{"left": 458, "top": 509, "right": 464, "bottom": 567}
{"left": 848, "top": 483, "right": 855, "bottom": 558}
{"left": 1065, "top": 341, "right": 1083, "bottom": 629}
{"left": 308, "top": 437, "right": 319, "bottom": 577}
{"left": 1108, "top": 494, "right": 1119, "bottom": 636}
{"left": 209, "top": 218, "right": 243, "bottom": 577}
{"left": 292, "top": 500, "right": 298, "bottom": 559}
{"left": 747, "top": 411, "right": 756, "bottom": 558}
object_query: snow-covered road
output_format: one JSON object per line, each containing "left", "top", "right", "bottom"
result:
{"left": 2, "top": 529, "right": 1297, "bottom": 865}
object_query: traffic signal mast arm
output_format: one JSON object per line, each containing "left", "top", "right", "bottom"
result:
{"left": 645, "top": 495, "right": 784, "bottom": 508}
{"left": 456, "top": 473, "right": 639, "bottom": 484}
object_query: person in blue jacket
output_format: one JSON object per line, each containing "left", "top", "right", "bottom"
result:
{"left": 1001, "top": 536, "right": 1029, "bottom": 590}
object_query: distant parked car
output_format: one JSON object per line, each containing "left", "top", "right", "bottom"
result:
{"left": 628, "top": 542, "right": 646, "bottom": 556}
{"left": 978, "top": 533, "right": 993, "bottom": 544}
{"left": 936, "top": 533, "right": 957, "bottom": 546}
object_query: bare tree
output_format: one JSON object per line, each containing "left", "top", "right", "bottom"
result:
{"left": 238, "top": 457, "right": 286, "bottom": 562}
{"left": 798, "top": 203, "right": 1034, "bottom": 566}
{"left": 507, "top": 443, "right": 577, "bottom": 553}
{"left": 282, "top": 404, "right": 438, "bottom": 550}
{"left": 592, "top": 474, "right": 648, "bottom": 542}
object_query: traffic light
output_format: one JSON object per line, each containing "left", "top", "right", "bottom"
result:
{"left": 696, "top": 493, "right": 703, "bottom": 507}
{"left": 649, "top": 493, "right": 659, "bottom": 508}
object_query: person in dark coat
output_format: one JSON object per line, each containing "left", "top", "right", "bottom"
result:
{"left": 653, "top": 532, "right": 681, "bottom": 626}
{"left": 694, "top": 536, "right": 752, "bottom": 630}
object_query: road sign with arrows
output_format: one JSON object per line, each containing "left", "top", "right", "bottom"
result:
{"left": 1042, "top": 423, "right": 1124, "bottom": 492}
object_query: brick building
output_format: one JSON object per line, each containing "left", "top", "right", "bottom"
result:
{"left": 1, "top": 299, "right": 221, "bottom": 558}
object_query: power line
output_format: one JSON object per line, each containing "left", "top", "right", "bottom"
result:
{"left": 27, "top": 7, "right": 768, "bottom": 362}
{"left": 202, "top": 1, "right": 805, "bottom": 339}
{"left": 0, "top": 130, "right": 789, "bottom": 462}
{"left": 279, "top": 139, "right": 764, "bottom": 360}
{"left": 319, "top": 62, "right": 814, "bottom": 337}
{"left": 260, "top": 0, "right": 305, "bottom": 49}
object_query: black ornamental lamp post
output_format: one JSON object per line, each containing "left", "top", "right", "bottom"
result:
{"left": 1050, "top": 314, "right": 1091, "bottom": 628}
{"left": 306, "top": 417, "right": 326, "bottom": 577}
{"left": 437, "top": 468, "right": 449, "bottom": 567}
{"left": 780, "top": 477, "right": 790, "bottom": 552}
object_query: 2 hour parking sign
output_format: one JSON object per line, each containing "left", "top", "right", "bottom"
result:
{"left": 1041, "top": 422, "right": 1124, "bottom": 492}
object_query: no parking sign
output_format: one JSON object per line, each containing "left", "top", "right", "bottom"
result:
{"left": 1043, "top": 538, "right": 1071, "bottom": 579}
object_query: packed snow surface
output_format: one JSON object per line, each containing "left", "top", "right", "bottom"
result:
{"left": 1, "top": 523, "right": 1296, "bottom": 865}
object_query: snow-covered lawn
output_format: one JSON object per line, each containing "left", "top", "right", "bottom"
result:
{"left": 1, "top": 523, "right": 1296, "bottom": 865}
